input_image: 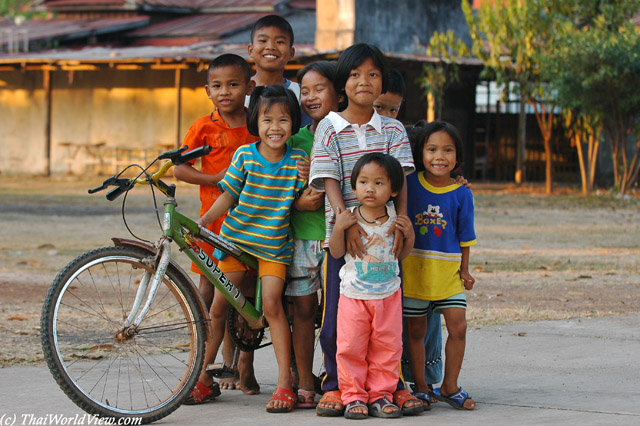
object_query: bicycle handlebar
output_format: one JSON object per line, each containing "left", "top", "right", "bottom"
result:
{"left": 88, "top": 145, "right": 213, "bottom": 199}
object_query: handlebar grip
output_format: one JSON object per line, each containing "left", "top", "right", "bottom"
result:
{"left": 174, "top": 145, "right": 213, "bottom": 165}
{"left": 106, "top": 185, "right": 128, "bottom": 201}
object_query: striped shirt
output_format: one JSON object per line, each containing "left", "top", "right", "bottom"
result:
{"left": 217, "top": 142, "right": 307, "bottom": 264}
{"left": 309, "top": 110, "right": 415, "bottom": 244}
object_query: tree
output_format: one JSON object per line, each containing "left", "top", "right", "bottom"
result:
{"left": 417, "top": 30, "right": 469, "bottom": 121}
{"left": 463, "top": 0, "right": 553, "bottom": 186}
{"left": 546, "top": 0, "right": 640, "bottom": 194}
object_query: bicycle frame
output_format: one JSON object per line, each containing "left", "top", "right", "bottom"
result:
{"left": 161, "top": 196, "right": 267, "bottom": 329}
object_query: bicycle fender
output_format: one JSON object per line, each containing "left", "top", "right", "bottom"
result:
{"left": 111, "top": 237, "right": 212, "bottom": 341}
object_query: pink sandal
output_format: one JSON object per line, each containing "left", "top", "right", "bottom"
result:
{"left": 295, "top": 389, "right": 317, "bottom": 408}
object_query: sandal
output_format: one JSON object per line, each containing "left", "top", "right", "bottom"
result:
{"left": 295, "top": 388, "right": 316, "bottom": 408}
{"left": 183, "top": 381, "right": 221, "bottom": 405}
{"left": 432, "top": 387, "right": 476, "bottom": 410}
{"left": 316, "top": 390, "right": 344, "bottom": 417}
{"left": 344, "top": 400, "right": 368, "bottom": 420}
{"left": 368, "top": 396, "right": 401, "bottom": 418}
{"left": 411, "top": 391, "right": 432, "bottom": 411}
{"left": 392, "top": 389, "right": 424, "bottom": 416}
{"left": 266, "top": 387, "right": 296, "bottom": 413}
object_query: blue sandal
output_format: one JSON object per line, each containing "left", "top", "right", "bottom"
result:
{"left": 411, "top": 391, "right": 432, "bottom": 411}
{"left": 432, "top": 387, "right": 475, "bottom": 410}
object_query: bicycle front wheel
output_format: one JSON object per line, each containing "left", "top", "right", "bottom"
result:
{"left": 41, "top": 246, "right": 206, "bottom": 424}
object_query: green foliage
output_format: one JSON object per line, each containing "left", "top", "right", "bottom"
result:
{"left": 1, "top": 0, "right": 40, "bottom": 19}
{"left": 545, "top": 0, "right": 640, "bottom": 193}
{"left": 417, "top": 29, "right": 469, "bottom": 120}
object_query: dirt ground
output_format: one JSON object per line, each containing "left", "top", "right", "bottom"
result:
{"left": 0, "top": 175, "right": 639, "bottom": 366}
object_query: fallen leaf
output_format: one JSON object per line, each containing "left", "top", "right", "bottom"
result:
{"left": 539, "top": 265, "right": 551, "bottom": 270}
{"left": 17, "top": 260, "right": 41, "bottom": 266}
{"left": 38, "top": 243, "right": 55, "bottom": 249}
{"left": 8, "top": 316, "right": 28, "bottom": 321}
{"left": 474, "top": 266, "right": 483, "bottom": 273}
{"left": 577, "top": 275, "right": 592, "bottom": 279}
{"left": 516, "top": 332, "right": 526, "bottom": 337}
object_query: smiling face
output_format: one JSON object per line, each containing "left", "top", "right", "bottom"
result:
{"left": 422, "top": 130, "right": 457, "bottom": 186}
{"left": 257, "top": 101, "right": 293, "bottom": 159}
{"left": 299, "top": 70, "right": 339, "bottom": 125}
{"left": 205, "top": 65, "right": 251, "bottom": 115}
{"left": 373, "top": 91, "right": 403, "bottom": 119}
{"left": 354, "top": 161, "right": 397, "bottom": 209}
{"left": 248, "top": 26, "right": 295, "bottom": 73}
{"left": 343, "top": 58, "right": 383, "bottom": 110}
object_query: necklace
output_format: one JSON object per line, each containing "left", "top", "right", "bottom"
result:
{"left": 357, "top": 206, "right": 388, "bottom": 224}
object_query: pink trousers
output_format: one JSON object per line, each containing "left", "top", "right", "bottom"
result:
{"left": 336, "top": 289, "right": 402, "bottom": 404}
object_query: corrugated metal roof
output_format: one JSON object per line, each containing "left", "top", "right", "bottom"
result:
{"left": 0, "top": 42, "right": 320, "bottom": 63}
{"left": 0, "top": 16, "right": 150, "bottom": 48}
{"left": 128, "top": 12, "right": 270, "bottom": 38}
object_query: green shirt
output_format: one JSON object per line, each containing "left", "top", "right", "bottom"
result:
{"left": 288, "top": 125, "right": 326, "bottom": 241}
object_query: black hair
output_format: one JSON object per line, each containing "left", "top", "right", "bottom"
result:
{"left": 385, "top": 68, "right": 406, "bottom": 98}
{"left": 350, "top": 152, "right": 404, "bottom": 196}
{"left": 207, "top": 53, "right": 252, "bottom": 83}
{"left": 408, "top": 120, "right": 464, "bottom": 177}
{"left": 297, "top": 61, "right": 337, "bottom": 86}
{"left": 246, "top": 85, "right": 301, "bottom": 137}
{"left": 250, "top": 14, "right": 294, "bottom": 46}
{"left": 335, "top": 43, "right": 389, "bottom": 110}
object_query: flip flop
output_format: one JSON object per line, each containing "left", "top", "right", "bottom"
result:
{"left": 183, "top": 381, "right": 221, "bottom": 405}
{"left": 344, "top": 400, "right": 368, "bottom": 420}
{"left": 368, "top": 396, "right": 401, "bottom": 418}
{"left": 411, "top": 391, "right": 432, "bottom": 411}
{"left": 295, "top": 389, "right": 317, "bottom": 408}
{"left": 316, "top": 390, "right": 344, "bottom": 417}
{"left": 266, "top": 387, "right": 296, "bottom": 413}
{"left": 392, "top": 389, "right": 424, "bottom": 415}
{"left": 432, "top": 387, "right": 475, "bottom": 410}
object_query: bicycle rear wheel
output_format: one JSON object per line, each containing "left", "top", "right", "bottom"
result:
{"left": 41, "top": 246, "right": 206, "bottom": 424}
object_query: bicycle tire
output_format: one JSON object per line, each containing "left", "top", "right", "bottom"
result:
{"left": 41, "top": 246, "right": 206, "bottom": 424}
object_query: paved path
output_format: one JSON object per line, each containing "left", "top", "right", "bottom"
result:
{"left": 1, "top": 315, "right": 639, "bottom": 425}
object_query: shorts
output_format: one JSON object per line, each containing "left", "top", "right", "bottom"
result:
{"left": 402, "top": 293, "right": 467, "bottom": 317}
{"left": 285, "top": 239, "right": 324, "bottom": 296}
{"left": 218, "top": 256, "right": 286, "bottom": 281}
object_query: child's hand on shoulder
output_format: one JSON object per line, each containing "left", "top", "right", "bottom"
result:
{"left": 453, "top": 175, "right": 471, "bottom": 189}
{"left": 461, "top": 270, "right": 475, "bottom": 290}
{"left": 334, "top": 209, "right": 357, "bottom": 232}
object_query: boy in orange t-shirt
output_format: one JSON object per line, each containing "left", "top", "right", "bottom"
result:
{"left": 174, "top": 53, "right": 259, "bottom": 401}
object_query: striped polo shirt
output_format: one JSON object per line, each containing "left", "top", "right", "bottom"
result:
{"left": 309, "top": 110, "right": 415, "bottom": 245}
{"left": 217, "top": 142, "right": 307, "bottom": 264}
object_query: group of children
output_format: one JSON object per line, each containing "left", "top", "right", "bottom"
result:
{"left": 175, "top": 14, "right": 478, "bottom": 418}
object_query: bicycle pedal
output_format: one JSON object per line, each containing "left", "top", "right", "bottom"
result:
{"left": 205, "top": 363, "right": 236, "bottom": 379}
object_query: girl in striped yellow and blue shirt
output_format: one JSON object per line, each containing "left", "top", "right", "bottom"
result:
{"left": 197, "top": 85, "right": 307, "bottom": 413}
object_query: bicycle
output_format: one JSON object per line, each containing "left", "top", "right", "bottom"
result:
{"left": 40, "top": 145, "right": 299, "bottom": 424}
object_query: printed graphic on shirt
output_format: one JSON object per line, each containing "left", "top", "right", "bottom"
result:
{"left": 415, "top": 204, "right": 447, "bottom": 237}
{"left": 353, "top": 233, "right": 397, "bottom": 287}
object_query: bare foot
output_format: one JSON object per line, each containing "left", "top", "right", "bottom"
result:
{"left": 219, "top": 374, "right": 238, "bottom": 391}
{"left": 237, "top": 351, "right": 260, "bottom": 395}
{"left": 237, "top": 375, "right": 260, "bottom": 395}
